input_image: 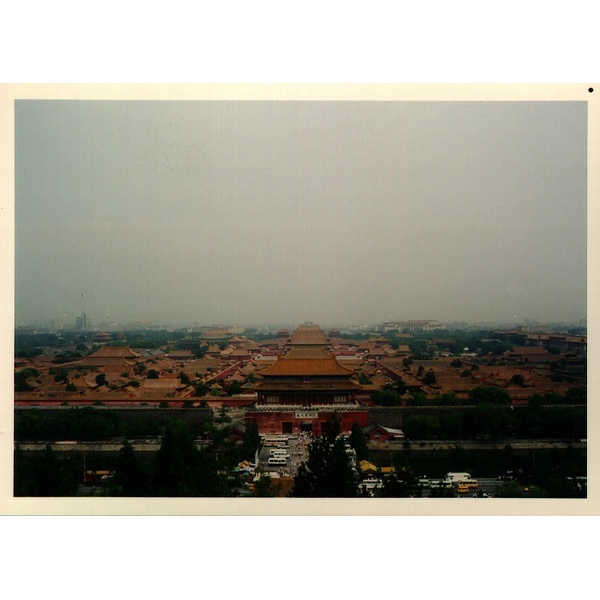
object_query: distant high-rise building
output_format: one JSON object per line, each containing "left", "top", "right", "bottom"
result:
{"left": 75, "top": 312, "right": 88, "bottom": 331}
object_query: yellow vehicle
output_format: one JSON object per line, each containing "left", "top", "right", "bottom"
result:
{"left": 465, "top": 479, "right": 479, "bottom": 489}
{"left": 457, "top": 484, "right": 470, "bottom": 494}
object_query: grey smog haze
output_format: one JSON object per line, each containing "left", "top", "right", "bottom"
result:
{"left": 15, "top": 100, "right": 587, "bottom": 328}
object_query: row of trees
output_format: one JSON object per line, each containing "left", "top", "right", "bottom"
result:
{"left": 14, "top": 407, "right": 212, "bottom": 442}
{"left": 15, "top": 415, "right": 263, "bottom": 497}
{"left": 372, "top": 385, "right": 586, "bottom": 407}
{"left": 401, "top": 404, "right": 586, "bottom": 441}
{"left": 14, "top": 444, "right": 81, "bottom": 496}
{"left": 15, "top": 413, "right": 587, "bottom": 498}
{"left": 369, "top": 442, "right": 586, "bottom": 498}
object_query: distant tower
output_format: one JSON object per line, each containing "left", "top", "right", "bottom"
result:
{"left": 75, "top": 312, "right": 88, "bottom": 331}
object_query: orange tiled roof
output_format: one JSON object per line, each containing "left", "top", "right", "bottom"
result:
{"left": 84, "top": 346, "right": 141, "bottom": 359}
{"left": 290, "top": 325, "right": 327, "bottom": 346}
{"left": 511, "top": 346, "right": 550, "bottom": 355}
{"left": 286, "top": 346, "right": 331, "bottom": 359}
{"left": 254, "top": 379, "right": 360, "bottom": 391}
{"left": 257, "top": 356, "right": 355, "bottom": 377}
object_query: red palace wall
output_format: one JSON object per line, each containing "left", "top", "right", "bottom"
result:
{"left": 245, "top": 409, "right": 370, "bottom": 436}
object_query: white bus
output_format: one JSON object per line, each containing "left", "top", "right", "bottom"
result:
{"left": 270, "top": 449, "right": 290, "bottom": 457}
{"left": 445, "top": 472, "right": 471, "bottom": 483}
{"left": 361, "top": 478, "right": 383, "bottom": 490}
{"left": 264, "top": 440, "right": 288, "bottom": 448}
{"left": 268, "top": 457, "right": 287, "bottom": 466}
{"left": 263, "top": 435, "right": 289, "bottom": 443}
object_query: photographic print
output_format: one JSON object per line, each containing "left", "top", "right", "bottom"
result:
{"left": 2, "top": 84, "right": 595, "bottom": 515}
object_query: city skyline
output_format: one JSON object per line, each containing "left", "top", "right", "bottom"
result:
{"left": 15, "top": 99, "right": 587, "bottom": 328}
{"left": 17, "top": 312, "right": 587, "bottom": 333}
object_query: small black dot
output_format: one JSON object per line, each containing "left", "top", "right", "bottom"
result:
{"left": 589, "top": 87, "right": 594, "bottom": 93}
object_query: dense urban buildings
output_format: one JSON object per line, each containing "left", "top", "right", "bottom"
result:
{"left": 14, "top": 318, "right": 587, "bottom": 408}
{"left": 13, "top": 318, "right": 587, "bottom": 498}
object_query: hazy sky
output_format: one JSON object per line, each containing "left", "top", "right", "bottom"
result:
{"left": 15, "top": 100, "right": 587, "bottom": 328}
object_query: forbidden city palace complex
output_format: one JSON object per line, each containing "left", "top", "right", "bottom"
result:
{"left": 245, "top": 324, "right": 370, "bottom": 435}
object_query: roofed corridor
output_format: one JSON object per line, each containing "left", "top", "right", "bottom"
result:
{"left": 248, "top": 403, "right": 361, "bottom": 411}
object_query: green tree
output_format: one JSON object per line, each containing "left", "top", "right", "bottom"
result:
{"left": 510, "top": 374, "right": 526, "bottom": 387}
{"left": 349, "top": 421, "right": 369, "bottom": 461}
{"left": 403, "top": 415, "right": 441, "bottom": 439}
{"left": 95, "top": 373, "right": 108, "bottom": 387}
{"left": 193, "top": 381, "right": 210, "bottom": 397}
{"left": 153, "top": 420, "right": 230, "bottom": 497}
{"left": 528, "top": 485, "right": 551, "bottom": 498}
{"left": 53, "top": 368, "right": 69, "bottom": 383}
{"left": 15, "top": 445, "right": 79, "bottom": 496}
{"left": 110, "top": 441, "right": 149, "bottom": 496}
{"left": 19, "top": 367, "right": 40, "bottom": 379}
{"left": 378, "top": 466, "right": 421, "bottom": 498}
{"left": 154, "top": 420, "right": 202, "bottom": 496}
{"left": 470, "top": 404, "right": 515, "bottom": 440}
{"left": 179, "top": 371, "right": 190, "bottom": 385}
{"left": 227, "top": 380, "right": 243, "bottom": 396}
{"left": 14, "top": 371, "right": 34, "bottom": 392}
{"left": 193, "top": 345, "right": 207, "bottom": 359}
{"left": 406, "top": 391, "right": 428, "bottom": 406}
{"left": 292, "top": 415, "right": 358, "bottom": 497}
{"left": 430, "top": 485, "right": 456, "bottom": 498}
{"left": 424, "top": 370, "right": 437, "bottom": 386}
{"left": 147, "top": 369, "right": 160, "bottom": 379}
{"left": 441, "top": 412, "right": 465, "bottom": 438}
{"left": 565, "top": 386, "right": 586, "bottom": 404}
{"left": 538, "top": 406, "right": 586, "bottom": 439}
{"left": 14, "top": 445, "right": 34, "bottom": 495}
{"left": 253, "top": 473, "right": 282, "bottom": 497}
{"left": 241, "top": 419, "right": 261, "bottom": 462}
{"left": 496, "top": 481, "right": 523, "bottom": 498}
{"left": 372, "top": 388, "right": 403, "bottom": 406}
{"left": 215, "top": 405, "right": 232, "bottom": 426}
{"left": 437, "top": 392, "right": 459, "bottom": 406}
{"left": 468, "top": 386, "right": 511, "bottom": 405}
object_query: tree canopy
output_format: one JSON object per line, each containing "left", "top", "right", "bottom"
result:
{"left": 292, "top": 415, "right": 358, "bottom": 497}
{"left": 349, "top": 421, "right": 369, "bottom": 461}
{"left": 468, "top": 386, "right": 511, "bottom": 405}
{"left": 110, "top": 440, "right": 150, "bottom": 496}
{"left": 372, "top": 388, "right": 403, "bottom": 406}
{"left": 153, "top": 420, "right": 227, "bottom": 496}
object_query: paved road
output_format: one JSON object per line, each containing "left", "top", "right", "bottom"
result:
{"left": 369, "top": 439, "right": 586, "bottom": 451}
{"left": 258, "top": 433, "right": 312, "bottom": 477}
